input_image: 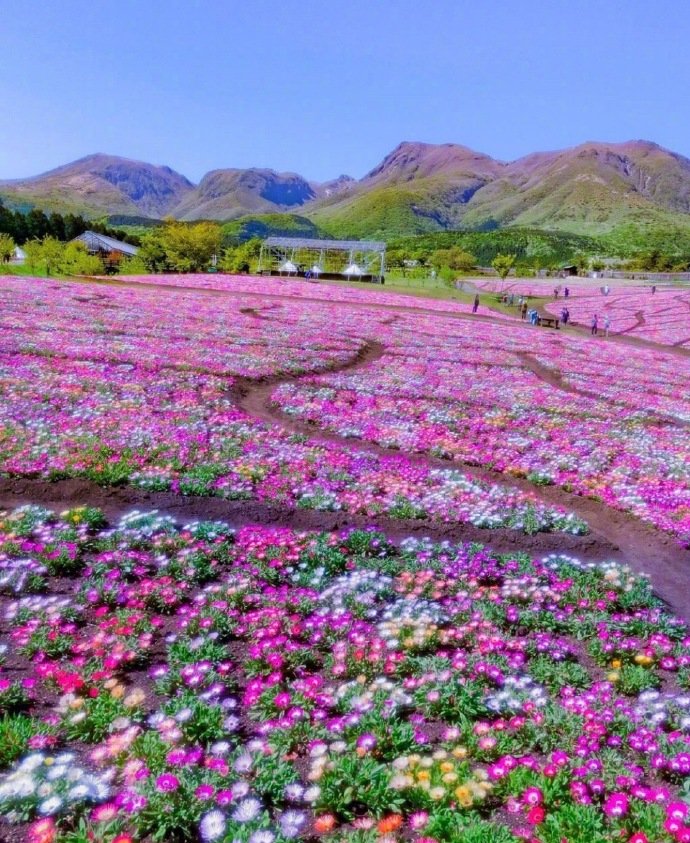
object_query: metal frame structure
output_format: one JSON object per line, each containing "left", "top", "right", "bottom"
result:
{"left": 258, "top": 236, "right": 386, "bottom": 283}
{"left": 72, "top": 231, "right": 139, "bottom": 257}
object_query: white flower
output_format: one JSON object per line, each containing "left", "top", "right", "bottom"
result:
{"left": 38, "top": 795, "right": 63, "bottom": 815}
{"left": 248, "top": 832, "right": 275, "bottom": 843}
{"left": 200, "top": 809, "right": 226, "bottom": 841}
{"left": 280, "top": 810, "right": 307, "bottom": 838}
{"left": 303, "top": 785, "right": 320, "bottom": 803}
{"left": 233, "top": 752, "right": 253, "bottom": 773}
{"left": 210, "top": 741, "right": 231, "bottom": 755}
{"left": 67, "top": 784, "right": 90, "bottom": 801}
{"left": 46, "top": 765, "right": 68, "bottom": 781}
{"left": 231, "top": 797, "right": 262, "bottom": 823}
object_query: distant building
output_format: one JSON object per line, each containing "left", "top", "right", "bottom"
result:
{"left": 71, "top": 231, "right": 139, "bottom": 259}
{"left": 70, "top": 231, "right": 139, "bottom": 272}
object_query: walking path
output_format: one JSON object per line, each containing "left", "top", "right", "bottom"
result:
{"left": 4, "top": 274, "right": 690, "bottom": 618}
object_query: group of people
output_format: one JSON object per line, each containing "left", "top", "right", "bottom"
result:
{"left": 590, "top": 314, "right": 611, "bottom": 336}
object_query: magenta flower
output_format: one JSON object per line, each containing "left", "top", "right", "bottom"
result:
{"left": 155, "top": 773, "right": 180, "bottom": 792}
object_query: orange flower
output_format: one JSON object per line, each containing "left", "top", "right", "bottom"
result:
{"left": 314, "top": 814, "right": 337, "bottom": 833}
{"left": 377, "top": 814, "right": 404, "bottom": 834}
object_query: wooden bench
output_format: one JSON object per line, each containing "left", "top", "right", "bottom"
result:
{"left": 538, "top": 316, "right": 559, "bottom": 329}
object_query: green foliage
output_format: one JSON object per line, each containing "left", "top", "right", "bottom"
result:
{"left": 221, "top": 213, "right": 324, "bottom": 242}
{"left": 616, "top": 664, "right": 661, "bottom": 696}
{"left": 387, "top": 228, "right": 602, "bottom": 269}
{"left": 0, "top": 232, "right": 15, "bottom": 262}
{"left": 0, "top": 714, "right": 52, "bottom": 767}
{"left": 139, "top": 217, "right": 221, "bottom": 272}
{"left": 431, "top": 245, "right": 477, "bottom": 272}
{"left": 63, "top": 693, "right": 137, "bottom": 742}
{"left": 317, "top": 754, "right": 403, "bottom": 820}
{"left": 19, "top": 236, "right": 103, "bottom": 276}
{"left": 491, "top": 252, "right": 517, "bottom": 280}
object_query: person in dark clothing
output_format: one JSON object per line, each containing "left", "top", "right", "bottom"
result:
{"left": 521, "top": 301, "right": 528, "bottom": 320}
{"left": 591, "top": 314, "right": 598, "bottom": 335}
{"left": 564, "top": 287, "right": 570, "bottom": 298}
{"left": 472, "top": 294, "right": 479, "bottom": 313}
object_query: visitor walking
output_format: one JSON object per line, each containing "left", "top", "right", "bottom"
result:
{"left": 564, "top": 287, "right": 570, "bottom": 298}
{"left": 521, "top": 301, "right": 528, "bottom": 320}
{"left": 652, "top": 285, "right": 657, "bottom": 294}
{"left": 472, "top": 294, "right": 480, "bottom": 313}
{"left": 604, "top": 315, "right": 610, "bottom": 337}
{"left": 591, "top": 315, "right": 598, "bottom": 336}
{"left": 563, "top": 307, "right": 570, "bottom": 325}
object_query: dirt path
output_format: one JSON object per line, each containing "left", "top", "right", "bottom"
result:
{"left": 6, "top": 275, "right": 690, "bottom": 618}
{"left": 229, "top": 342, "right": 690, "bottom": 620}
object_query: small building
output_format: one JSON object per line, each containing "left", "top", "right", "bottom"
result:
{"left": 70, "top": 231, "right": 139, "bottom": 272}
{"left": 71, "top": 231, "right": 139, "bottom": 259}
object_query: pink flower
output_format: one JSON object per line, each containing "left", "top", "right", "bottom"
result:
{"left": 526, "top": 806, "right": 545, "bottom": 825}
{"left": 522, "top": 787, "right": 543, "bottom": 806}
{"left": 156, "top": 773, "right": 180, "bottom": 792}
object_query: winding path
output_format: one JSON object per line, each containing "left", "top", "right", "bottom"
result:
{"left": 4, "top": 274, "right": 690, "bottom": 619}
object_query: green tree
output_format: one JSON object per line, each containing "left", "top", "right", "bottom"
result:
{"left": 432, "top": 246, "right": 476, "bottom": 273}
{"left": 138, "top": 229, "right": 169, "bottom": 272}
{"left": 160, "top": 219, "right": 221, "bottom": 272}
{"left": 219, "top": 238, "right": 261, "bottom": 273}
{"left": 39, "top": 236, "right": 64, "bottom": 276}
{"left": 0, "top": 232, "right": 15, "bottom": 263}
{"left": 23, "top": 239, "right": 43, "bottom": 272}
{"left": 491, "top": 253, "right": 516, "bottom": 282}
{"left": 438, "top": 266, "right": 457, "bottom": 288}
{"left": 59, "top": 241, "right": 103, "bottom": 275}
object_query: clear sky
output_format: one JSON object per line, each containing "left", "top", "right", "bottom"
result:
{"left": 1, "top": 0, "right": 688, "bottom": 183}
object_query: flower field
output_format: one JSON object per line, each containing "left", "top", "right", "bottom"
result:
{"left": 1, "top": 272, "right": 690, "bottom": 843}
{"left": 0, "top": 278, "right": 585, "bottom": 535}
{"left": 3, "top": 504, "right": 690, "bottom": 843}
{"left": 270, "top": 312, "right": 690, "bottom": 540}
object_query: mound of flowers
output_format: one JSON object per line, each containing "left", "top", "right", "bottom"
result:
{"left": 1, "top": 505, "right": 690, "bottom": 842}
{"left": 269, "top": 315, "right": 690, "bottom": 542}
{"left": 0, "top": 277, "right": 587, "bottom": 536}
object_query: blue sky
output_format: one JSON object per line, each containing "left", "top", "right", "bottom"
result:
{"left": 1, "top": 0, "right": 688, "bottom": 183}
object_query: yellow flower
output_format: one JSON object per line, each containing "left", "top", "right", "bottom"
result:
{"left": 607, "top": 670, "right": 620, "bottom": 682}
{"left": 611, "top": 659, "right": 622, "bottom": 669}
{"left": 416, "top": 770, "right": 431, "bottom": 782}
{"left": 452, "top": 745, "right": 468, "bottom": 759}
{"left": 454, "top": 785, "right": 473, "bottom": 806}
{"left": 439, "top": 761, "right": 455, "bottom": 774}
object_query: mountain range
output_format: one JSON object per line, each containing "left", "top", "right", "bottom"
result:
{"left": 2, "top": 140, "right": 690, "bottom": 240}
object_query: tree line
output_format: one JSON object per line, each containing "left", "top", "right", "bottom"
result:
{"left": 0, "top": 201, "right": 141, "bottom": 247}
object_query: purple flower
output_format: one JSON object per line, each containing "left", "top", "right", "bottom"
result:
{"left": 156, "top": 773, "right": 180, "bottom": 792}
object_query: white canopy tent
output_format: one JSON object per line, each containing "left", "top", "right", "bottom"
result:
{"left": 259, "top": 237, "right": 386, "bottom": 283}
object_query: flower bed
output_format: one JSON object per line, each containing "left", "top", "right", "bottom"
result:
{"left": 0, "top": 277, "right": 586, "bottom": 536}
{"left": 1, "top": 505, "right": 690, "bottom": 842}
{"left": 269, "top": 314, "right": 690, "bottom": 541}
